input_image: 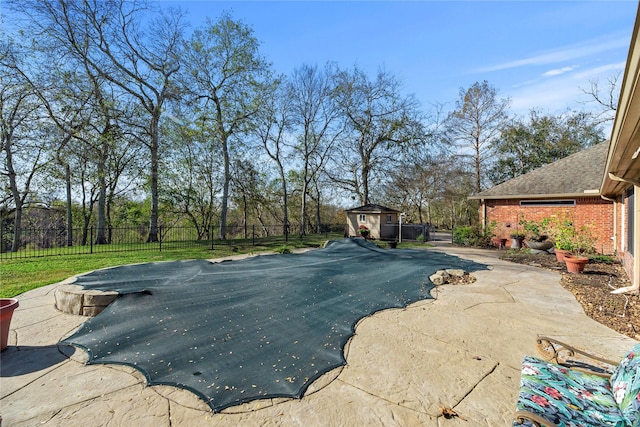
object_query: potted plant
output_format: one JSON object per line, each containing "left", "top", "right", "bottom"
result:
{"left": 1, "top": 298, "right": 19, "bottom": 351}
{"left": 547, "top": 214, "right": 576, "bottom": 262}
{"left": 509, "top": 230, "right": 526, "bottom": 249}
{"left": 564, "top": 253, "right": 589, "bottom": 273}
{"left": 358, "top": 224, "right": 370, "bottom": 239}
{"left": 564, "top": 224, "right": 597, "bottom": 273}
{"left": 520, "top": 218, "right": 553, "bottom": 251}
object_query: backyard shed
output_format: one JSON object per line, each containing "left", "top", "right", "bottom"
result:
{"left": 345, "top": 204, "right": 400, "bottom": 240}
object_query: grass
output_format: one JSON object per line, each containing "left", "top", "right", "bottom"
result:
{"left": 0, "top": 233, "right": 345, "bottom": 298}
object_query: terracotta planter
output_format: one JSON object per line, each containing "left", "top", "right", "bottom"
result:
{"left": 554, "top": 248, "right": 570, "bottom": 262}
{"left": 564, "top": 254, "right": 588, "bottom": 274}
{"left": 0, "top": 298, "right": 19, "bottom": 351}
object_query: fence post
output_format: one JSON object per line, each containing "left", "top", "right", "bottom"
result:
{"left": 210, "top": 225, "right": 214, "bottom": 251}
{"left": 252, "top": 224, "right": 255, "bottom": 246}
{"left": 90, "top": 227, "right": 94, "bottom": 254}
{"left": 159, "top": 225, "right": 162, "bottom": 252}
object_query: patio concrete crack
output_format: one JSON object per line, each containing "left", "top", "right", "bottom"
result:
{"left": 462, "top": 284, "right": 518, "bottom": 311}
{"left": 452, "top": 361, "right": 499, "bottom": 409}
{"left": 333, "top": 378, "right": 429, "bottom": 416}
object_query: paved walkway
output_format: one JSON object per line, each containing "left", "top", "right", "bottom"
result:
{"left": 1, "top": 242, "right": 638, "bottom": 426}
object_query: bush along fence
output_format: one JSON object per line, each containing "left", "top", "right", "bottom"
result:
{"left": 0, "top": 223, "right": 346, "bottom": 260}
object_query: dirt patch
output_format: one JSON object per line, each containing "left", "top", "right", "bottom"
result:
{"left": 502, "top": 251, "right": 640, "bottom": 341}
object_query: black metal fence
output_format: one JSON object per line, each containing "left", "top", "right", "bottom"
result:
{"left": 0, "top": 223, "right": 346, "bottom": 260}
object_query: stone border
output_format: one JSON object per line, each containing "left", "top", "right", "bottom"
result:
{"left": 54, "top": 284, "right": 118, "bottom": 317}
{"left": 429, "top": 269, "right": 469, "bottom": 285}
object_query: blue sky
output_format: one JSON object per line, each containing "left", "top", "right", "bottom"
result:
{"left": 176, "top": 0, "right": 637, "bottom": 119}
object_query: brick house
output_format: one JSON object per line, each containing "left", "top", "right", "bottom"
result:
{"left": 469, "top": 142, "right": 614, "bottom": 254}
{"left": 471, "top": 2, "right": 640, "bottom": 294}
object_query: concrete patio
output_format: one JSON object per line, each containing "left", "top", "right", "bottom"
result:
{"left": 1, "top": 241, "right": 637, "bottom": 426}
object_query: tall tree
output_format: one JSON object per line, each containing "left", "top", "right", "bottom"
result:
{"left": 488, "top": 109, "right": 605, "bottom": 185}
{"left": 445, "top": 80, "right": 510, "bottom": 193}
{"left": 162, "top": 112, "right": 222, "bottom": 240}
{"left": 251, "top": 79, "right": 292, "bottom": 237}
{"left": 13, "top": 0, "right": 187, "bottom": 242}
{"left": 288, "top": 63, "right": 343, "bottom": 235}
{"left": 331, "top": 66, "right": 424, "bottom": 205}
{"left": 0, "top": 43, "right": 51, "bottom": 251}
{"left": 182, "top": 13, "right": 274, "bottom": 240}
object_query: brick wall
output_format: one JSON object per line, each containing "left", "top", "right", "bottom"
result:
{"left": 482, "top": 196, "right": 614, "bottom": 254}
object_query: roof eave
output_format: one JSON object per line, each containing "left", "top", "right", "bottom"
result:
{"left": 469, "top": 192, "right": 601, "bottom": 200}
{"left": 601, "top": 3, "right": 640, "bottom": 198}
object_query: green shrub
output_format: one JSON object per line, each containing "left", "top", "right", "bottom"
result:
{"left": 589, "top": 254, "right": 616, "bottom": 264}
{"left": 453, "top": 226, "right": 492, "bottom": 247}
{"left": 275, "top": 245, "right": 292, "bottom": 254}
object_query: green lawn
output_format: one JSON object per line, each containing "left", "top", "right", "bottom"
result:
{"left": 0, "top": 234, "right": 350, "bottom": 298}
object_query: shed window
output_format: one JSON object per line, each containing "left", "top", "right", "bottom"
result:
{"left": 386, "top": 214, "right": 392, "bottom": 223}
{"left": 519, "top": 200, "right": 576, "bottom": 207}
{"left": 359, "top": 214, "right": 366, "bottom": 222}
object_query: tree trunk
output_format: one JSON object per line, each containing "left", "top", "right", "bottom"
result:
{"left": 300, "top": 179, "right": 308, "bottom": 237}
{"left": 10, "top": 201, "right": 22, "bottom": 253}
{"left": 219, "top": 134, "right": 230, "bottom": 240}
{"left": 279, "top": 164, "right": 289, "bottom": 239}
{"left": 475, "top": 137, "right": 482, "bottom": 193}
{"left": 361, "top": 156, "right": 370, "bottom": 205}
{"left": 5, "top": 145, "right": 22, "bottom": 252}
{"left": 65, "top": 164, "right": 73, "bottom": 247}
{"left": 95, "top": 154, "right": 107, "bottom": 244}
{"left": 315, "top": 192, "right": 321, "bottom": 234}
{"left": 147, "top": 114, "right": 160, "bottom": 242}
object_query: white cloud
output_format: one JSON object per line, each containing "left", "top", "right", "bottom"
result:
{"left": 543, "top": 66, "right": 576, "bottom": 77}
{"left": 506, "top": 60, "right": 627, "bottom": 116}
{"left": 475, "top": 34, "right": 629, "bottom": 73}
{"left": 571, "top": 62, "right": 626, "bottom": 80}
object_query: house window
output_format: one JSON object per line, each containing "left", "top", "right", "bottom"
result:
{"left": 359, "top": 214, "right": 366, "bottom": 222}
{"left": 386, "top": 214, "right": 392, "bottom": 223}
{"left": 519, "top": 200, "right": 576, "bottom": 207}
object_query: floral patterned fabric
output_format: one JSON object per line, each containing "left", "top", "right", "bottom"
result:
{"left": 513, "top": 356, "right": 626, "bottom": 427}
{"left": 609, "top": 344, "right": 640, "bottom": 427}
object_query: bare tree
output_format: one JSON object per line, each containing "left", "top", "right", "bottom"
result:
{"left": 331, "top": 66, "right": 424, "bottom": 205}
{"left": 445, "top": 80, "right": 510, "bottom": 193}
{"left": 580, "top": 71, "right": 620, "bottom": 125}
{"left": 288, "top": 63, "right": 343, "bottom": 235}
{"left": 251, "top": 79, "right": 292, "bottom": 237}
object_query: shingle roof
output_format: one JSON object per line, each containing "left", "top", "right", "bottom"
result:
{"left": 470, "top": 142, "right": 609, "bottom": 199}
{"left": 345, "top": 203, "right": 399, "bottom": 213}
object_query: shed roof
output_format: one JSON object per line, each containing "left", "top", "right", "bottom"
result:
{"left": 345, "top": 203, "right": 400, "bottom": 213}
{"left": 469, "top": 142, "right": 609, "bottom": 200}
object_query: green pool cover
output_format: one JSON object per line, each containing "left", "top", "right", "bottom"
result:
{"left": 61, "top": 238, "right": 487, "bottom": 412}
